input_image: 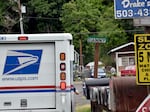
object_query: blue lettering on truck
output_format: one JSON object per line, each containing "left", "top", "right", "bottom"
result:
{"left": 3, "top": 50, "right": 42, "bottom": 75}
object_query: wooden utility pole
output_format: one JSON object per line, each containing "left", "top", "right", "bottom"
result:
{"left": 144, "top": 26, "right": 150, "bottom": 34}
{"left": 94, "top": 43, "right": 100, "bottom": 78}
{"left": 79, "top": 39, "right": 83, "bottom": 72}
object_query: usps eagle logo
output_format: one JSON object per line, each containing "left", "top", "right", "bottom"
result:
{"left": 3, "top": 50, "right": 42, "bottom": 75}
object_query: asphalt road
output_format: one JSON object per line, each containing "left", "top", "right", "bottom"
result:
{"left": 74, "top": 81, "right": 90, "bottom": 107}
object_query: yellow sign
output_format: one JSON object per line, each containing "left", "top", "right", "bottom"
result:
{"left": 134, "top": 34, "right": 150, "bottom": 85}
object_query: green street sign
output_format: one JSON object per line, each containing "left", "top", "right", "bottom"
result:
{"left": 87, "top": 35, "right": 106, "bottom": 43}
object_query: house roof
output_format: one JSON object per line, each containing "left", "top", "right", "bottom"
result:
{"left": 86, "top": 61, "right": 103, "bottom": 69}
{"left": 108, "top": 42, "right": 134, "bottom": 54}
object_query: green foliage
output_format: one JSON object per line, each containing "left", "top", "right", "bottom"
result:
{"left": 29, "top": 0, "right": 54, "bottom": 16}
{"left": 0, "top": 0, "right": 19, "bottom": 33}
{"left": 27, "top": 0, "right": 65, "bottom": 33}
{"left": 0, "top": 0, "right": 69, "bottom": 33}
{"left": 61, "top": 0, "right": 129, "bottom": 65}
{"left": 61, "top": 0, "right": 104, "bottom": 64}
{"left": 0, "top": 0, "right": 143, "bottom": 65}
{"left": 98, "top": 5, "right": 127, "bottom": 54}
{"left": 100, "top": 55, "right": 114, "bottom": 67}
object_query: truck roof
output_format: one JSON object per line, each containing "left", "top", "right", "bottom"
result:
{"left": 0, "top": 33, "right": 72, "bottom": 42}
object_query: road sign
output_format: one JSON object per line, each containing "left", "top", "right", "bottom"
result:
{"left": 136, "top": 94, "right": 150, "bottom": 112}
{"left": 87, "top": 35, "right": 106, "bottom": 43}
{"left": 134, "top": 34, "right": 150, "bottom": 85}
{"left": 114, "top": 0, "right": 150, "bottom": 19}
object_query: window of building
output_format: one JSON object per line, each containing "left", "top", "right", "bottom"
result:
{"left": 122, "top": 56, "right": 135, "bottom": 66}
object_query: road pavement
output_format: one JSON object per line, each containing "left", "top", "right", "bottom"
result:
{"left": 74, "top": 81, "right": 90, "bottom": 107}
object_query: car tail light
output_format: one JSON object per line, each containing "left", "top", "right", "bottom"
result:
{"left": 60, "top": 81, "right": 66, "bottom": 90}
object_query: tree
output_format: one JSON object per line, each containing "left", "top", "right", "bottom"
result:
{"left": 0, "top": 0, "right": 19, "bottom": 33}
{"left": 0, "top": 0, "right": 70, "bottom": 33}
{"left": 26, "top": 0, "right": 70, "bottom": 33}
{"left": 61, "top": 0, "right": 128, "bottom": 65}
{"left": 98, "top": 4, "right": 128, "bottom": 56}
{"left": 61, "top": 0, "right": 103, "bottom": 64}
{"left": 0, "top": 0, "right": 143, "bottom": 66}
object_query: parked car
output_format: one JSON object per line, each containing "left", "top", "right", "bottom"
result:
{"left": 121, "top": 65, "right": 136, "bottom": 76}
{"left": 90, "top": 68, "right": 106, "bottom": 78}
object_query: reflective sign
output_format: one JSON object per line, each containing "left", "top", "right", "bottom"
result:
{"left": 134, "top": 34, "right": 150, "bottom": 85}
{"left": 136, "top": 94, "right": 150, "bottom": 112}
{"left": 114, "top": 0, "right": 150, "bottom": 19}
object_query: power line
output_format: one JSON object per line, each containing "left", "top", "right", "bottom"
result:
{"left": 73, "top": 29, "right": 144, "bottom": 35}
{"left": 23, "top": 16, "right": 131, "bottom": 21}
{"left": 0, "top": 29, "right": 144, "bottom": 34}
{"left": 24, "top": 16, "right": 59, "bottom": 20}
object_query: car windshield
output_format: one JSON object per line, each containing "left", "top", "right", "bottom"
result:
{"left": 98, "top": 68, "right": 105, "bottom": 73}
{"left": 91, "top": 68, "right": 105, "bottom": 73}
{"left": 90, "top": 68, "right": 106, "bottom": 78}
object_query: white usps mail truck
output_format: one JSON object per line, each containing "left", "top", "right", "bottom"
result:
{"left": 0, "top": 33, "right": 74, "bottom": 112}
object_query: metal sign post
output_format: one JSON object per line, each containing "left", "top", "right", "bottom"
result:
{"left": 17, "top": 0, "right": 25, "bottom": 34}
{"left": 87, "top": 35, "right": 106, "bottom": 78}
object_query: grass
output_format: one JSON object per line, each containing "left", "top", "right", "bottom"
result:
{"left": 76, "top": 104, "right": 91, "bottom": 112}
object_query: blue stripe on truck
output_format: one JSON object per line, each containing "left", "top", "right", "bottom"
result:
{"left": 0, "top": 89, "right": 72, "bottom": 93}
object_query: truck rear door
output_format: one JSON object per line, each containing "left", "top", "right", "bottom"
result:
{"left": 0, "top": 42, "right": 56, "bottom": 110}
